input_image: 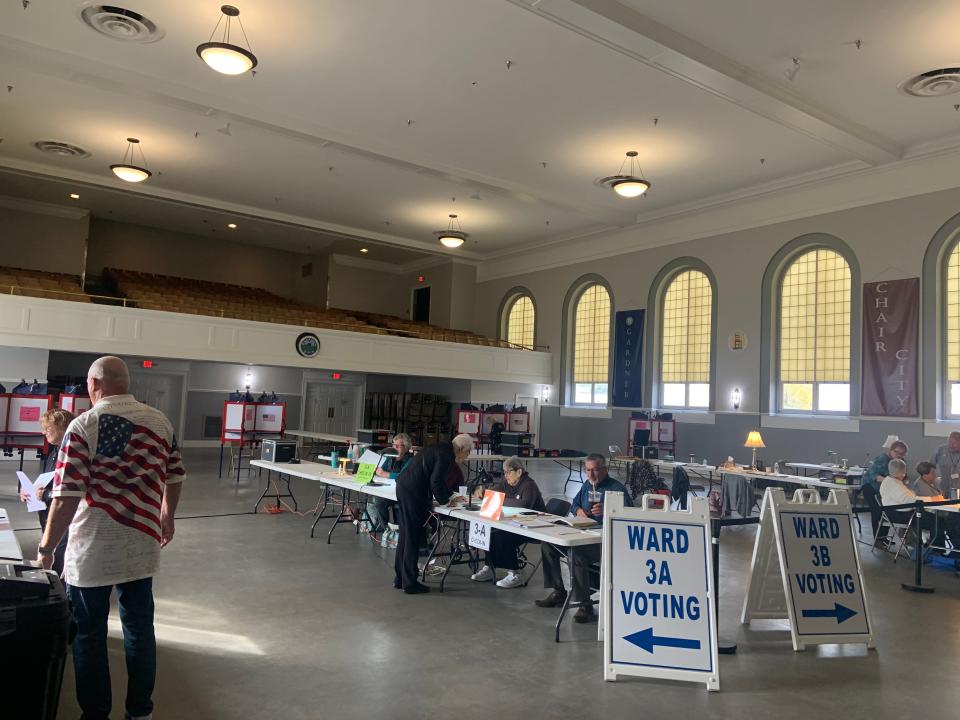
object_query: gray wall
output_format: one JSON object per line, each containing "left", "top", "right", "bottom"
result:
{"left": 1, "top": 206, "right": 89, "bottom": 276}
{"left": 474, "top": 186, "right": 960, "bottom": 466}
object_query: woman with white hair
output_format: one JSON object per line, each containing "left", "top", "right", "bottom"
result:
{"left": 393, "top": 433, "right": 475, "bottom": 594}
{"left": 879, "top": 457, "right": 936, "bottom": 539}
{"left": 372, "top": 433, "right": 414, "bottom": 531}
{"left": 471, "top": 456, "right": 546, "bottom": 589}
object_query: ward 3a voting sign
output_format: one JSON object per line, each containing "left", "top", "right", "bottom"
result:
{"left": 602, "top": 493, "right": 719, "bottom": 691}
{"left": 741, "top": 488, "right": 873, "bottom": 651}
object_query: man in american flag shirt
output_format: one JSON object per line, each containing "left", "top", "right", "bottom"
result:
{"left": 38, "top": 356, "right": 185, "bottom": 720}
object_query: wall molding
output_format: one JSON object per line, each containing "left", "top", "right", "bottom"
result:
{"left": 0, "top": 295, "right": 552, "bottom": 385}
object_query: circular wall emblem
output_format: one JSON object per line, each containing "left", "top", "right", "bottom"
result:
{"left": 625, "top": 316, "right": 635, "bottom": 326}
{"left": 295, "top": 332, "right": 320, "bottom": 358}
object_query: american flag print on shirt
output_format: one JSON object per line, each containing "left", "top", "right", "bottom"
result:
{"left": 58, "top": 413, "right": 185, "bottom": 543}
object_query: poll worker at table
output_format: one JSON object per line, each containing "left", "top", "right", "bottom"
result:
{"left": 912, "top": 461, "right": 960, "bottom": 550}
{"left": 862, "top": 439, "right": 908, "bottom": 538}
{"left": 394, "top": 433, "right": 475, "bottom": 594}
{"left": 18, "top": 407, "right": 75, "bottom": 575}
{"left": 931, "top": 432, "right": 960, "bottom": 500}
{"left": 913, "top": 462, "right": 944, "bottom": 498}
{"left": 470, "top": 456, "right": 547, "bottom": 589}
{"left": 535, "top": 453, "right": 632, "bottom": 623}
{"left": 371, "top": 433, "right": 413, "bottom": 532}
{"left": 879, "top": 458, "right": 936, "bottom": 538}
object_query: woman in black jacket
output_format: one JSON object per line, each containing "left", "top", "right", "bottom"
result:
{"left": 470, "top": 456, "right": 546, "bottom": 589}
{"left": 18, "top": 407, "right": 75, "bottom": 574}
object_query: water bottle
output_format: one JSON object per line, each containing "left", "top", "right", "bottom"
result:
{"left": 773, "top": 461, "right": 780, "bottom": 474}
{"left": 330, "top": 451, "right": 339, "bottom": 468}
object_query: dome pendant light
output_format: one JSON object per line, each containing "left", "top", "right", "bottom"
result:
{"left": 110, "top": 138, "right": 152, "bottom": 183}
{"left": 599, "top": 150, "right": 651, "bottom": 197}
{"left": 196, "top": 5, "right": 258, "bottom": 76}
{"left": 434, "top": 214, "right": 468, "bottom": 248}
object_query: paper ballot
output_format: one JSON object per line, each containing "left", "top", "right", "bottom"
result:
{"left": 16, "top": 471, "right": 47, "bottom": 513}
{"left": 35, "top": 471, "right": 55, "bottom": 489}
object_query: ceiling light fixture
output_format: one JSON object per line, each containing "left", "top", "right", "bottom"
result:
{"left": 360, "top": 247, "right": 369, "bottom": 253}
{"left": 196, "top": 5, "right": 257, "bottom": 76}
{"left": 110, "top": 137, "right": 152, "bottom": 182}
{"left": 599, "top": 151, "right": 651, "bottom": 198}
{"left": 69, "top": 193, "right": 80, "bottom": 199}
{"left": 227, "top": 223, "right": 237, "bottom": 229}
{"left": 434, "top": 214, "right": 468, "bottom": 248}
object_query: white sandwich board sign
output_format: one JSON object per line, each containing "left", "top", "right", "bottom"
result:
{"left": 741, "top": 488, "right": 873, "bottom": 651}
{"left": 602, "top": 493, "right": 719, "bottom": 691}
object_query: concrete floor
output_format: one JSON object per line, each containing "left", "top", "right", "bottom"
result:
{"left": 3, "top": 449, "right": 960, "bottom": 719}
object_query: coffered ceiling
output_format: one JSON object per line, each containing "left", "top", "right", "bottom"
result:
{"left": 1, "top": 0, "right": 958, "bottom": 265}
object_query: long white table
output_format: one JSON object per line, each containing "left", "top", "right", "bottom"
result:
{"left": 0, "top": 507, "right": 23, "bottom": 561}
{"left": 250, "top": 458, "right": 602, "bottom": 641}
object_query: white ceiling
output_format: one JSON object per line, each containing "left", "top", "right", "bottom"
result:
{"left": 1, "top": 0, "right": 958, "bottom": 263}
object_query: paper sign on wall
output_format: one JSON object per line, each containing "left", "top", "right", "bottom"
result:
{"left": 741, "top": 488, "right": 873, "bottom": 651}
{"left": 479, "top": 490, "right": 505, "bottom": 520}
{"left": 19, "top": 406, "right": 40, "bottom": 422}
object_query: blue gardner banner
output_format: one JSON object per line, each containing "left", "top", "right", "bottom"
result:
{"left": 613, "top": 309, "right": 645, "bottom": 407}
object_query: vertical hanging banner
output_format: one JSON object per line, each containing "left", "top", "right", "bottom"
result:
{"left": 861, "top": 278, "right": 919, "bottom": 416}
{"left": 613, "top": 310, "right": 645, "bottom": 407}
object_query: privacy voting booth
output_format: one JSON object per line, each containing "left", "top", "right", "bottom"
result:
{"left": 601, "top": 493, "right": 719, "bottom": 691}
{"left": 741, "top": 488, "right": 873, "bottom": 651}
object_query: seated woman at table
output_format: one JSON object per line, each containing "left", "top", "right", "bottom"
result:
{"left": 470, "top": 456, "right": 546, "bottom": 589}
{"left": 913, "top": 462, "right": 944, "bottom": 499}
{"left": 372, "top": 433, "right": 413, "bottom": 532}
{"left": 879, "top": 458, "right": 937, "bottom": 542}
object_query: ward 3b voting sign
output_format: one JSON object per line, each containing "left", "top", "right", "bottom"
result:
{"left": 602, "top": 493, "right": 719, "bottom": 691}
{"left": 741, "top": 488, "right": 873, "bottom": 651}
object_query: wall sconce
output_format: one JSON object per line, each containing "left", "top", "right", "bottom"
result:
{"left": 244, "top": 368, "right": 254, "bottom": 390}
{"left": 731, "top": 387, "right": 741, "bottom": 410}
{"left": 541, "top": 385, "right": 552, "bottom": 402}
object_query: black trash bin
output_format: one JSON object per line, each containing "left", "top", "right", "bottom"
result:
{"left": 0, "top": 563, "right": 72, "bottom": 720}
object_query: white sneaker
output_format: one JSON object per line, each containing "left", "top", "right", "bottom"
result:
{"left": 496, "top": 571, "right": 524, "bottom": 589}
{"left": 471, "top": 565, "right": 494, "bottom": 582}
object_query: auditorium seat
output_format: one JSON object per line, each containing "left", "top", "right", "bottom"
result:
{"left": 0, "top": 265, "right": 90, "bottom": 303}
{"left": 98, "top": 268, "right": 522, "bottom": 349}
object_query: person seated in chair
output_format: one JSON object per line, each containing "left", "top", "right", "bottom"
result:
{"left": 470, "top": 456, "right": 546, "bottom": 589}
{"left": 879, "top": 458, "right": 936, "bottom": 545}
{"left": 535, "top": 453, "right": 632, "bottom": 623}
{"left": 913, "top": 462, "right": 944, "bottom": 499}
{"left": 371, "top": 433, "right": 413, "bottom": 532}
{"left": 862, "top": 439, "right": 908, "bottom": 540}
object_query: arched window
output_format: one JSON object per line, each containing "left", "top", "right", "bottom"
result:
{"left": 572, "top": 283, "right": 611, "bottom": 405}
{"left": 778, "top": 248, "right": 851, "bottom": 413}
{"left": 947, "top": 240, "right": 960, "bottom": 415}
{"left": 661, "top": 269, "right": 712, "bottom": 408}
{"left": 503, "top": 293, "right": 535, "bottom": 350}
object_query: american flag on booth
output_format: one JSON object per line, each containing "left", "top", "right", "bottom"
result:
{"left": 57, "top": 413, "right": 184, "bottom": 543}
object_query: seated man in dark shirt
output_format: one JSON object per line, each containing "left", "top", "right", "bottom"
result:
{"left": 535, "top": 453, "right": 632, "bottom": 623}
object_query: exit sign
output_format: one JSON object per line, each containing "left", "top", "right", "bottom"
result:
{"left": 142, "top": 360, "right": 154, "bottom": 368}
{"left": 331, "top": 372, "right": 342, "bottom": 380}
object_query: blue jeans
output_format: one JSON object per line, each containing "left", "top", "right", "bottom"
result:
{"left": 67, "top": 578, "right": 156, "bottom": 720}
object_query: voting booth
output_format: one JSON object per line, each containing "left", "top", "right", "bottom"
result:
{"left": 219, "top": 400, "right": 287, "bottom": 480}
{"left": 601, "top": 492, "right": 719, "bottom": 691}
{"left": 59, "top": 393, "right": 92, "bottom": 416}
{"left": 0, "top": 393, "right": 54, "bottom": 454}
{"left": 741, "top": 488, "right": 873, "bottom": 651}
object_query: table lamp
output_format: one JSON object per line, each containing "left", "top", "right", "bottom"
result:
{"left": 744, "top": 431, "right": 765, "bottom": 470}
